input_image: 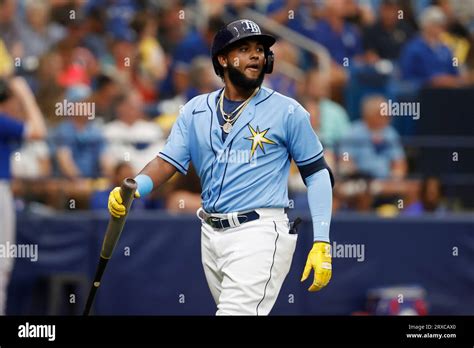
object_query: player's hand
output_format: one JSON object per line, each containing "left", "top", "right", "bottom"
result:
{"left": 107, "top": 187, "right": 140, "bottom": 218}
{"left": 300, "top": 242, "right": 332, "bottom": 292}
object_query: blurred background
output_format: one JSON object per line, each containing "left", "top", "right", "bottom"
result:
{"left": 1, "top": 0, "right": 474, "bottom": 315}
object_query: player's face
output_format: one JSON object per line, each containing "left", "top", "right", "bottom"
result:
{"left": 224, "top": 39, "right": 266, "bottom": 90}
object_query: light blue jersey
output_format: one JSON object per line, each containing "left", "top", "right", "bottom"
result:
{"left": 159, "top": 87, "right": 324, "bottom": 213}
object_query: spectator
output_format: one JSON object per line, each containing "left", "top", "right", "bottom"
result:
{"left": 18, "top": 0, "right": 65, "bottom": 70}
{"left": 82, "top": 7, "right": 109, "bottom": 61}
{"left": 103, "top": 90, "right": 164, "bottom": 173}
{"left": 35, "top": 51, "right": 64, "bottom": 123}
{"left": 435, "top": 0, "right": 471, "bottom": 65}
{"left": 0, "top": 76, "right": 46, "bottom": 315}
{"left": 309, "top": 0, "right": 364, "bottom": 102}
{"left": 185, "top": 56, "right": 222, "bottom": 101}
{"left": 88, "top": 73, "right": 121, "bottom": 123}
{"left": 363, "top": 0, "right": 415, "bottom": 62}
{"left": 404, "top": 176, "right": 447, "bottom": 215}
{"left": 0, "top": 39, "right": 13, "bottom": 77}
{"left": 266, "top": 0, "right": 318, "bottom": 38}
{"left": 130, "top": 10, "right": 167, "bottom": 101}
{"left": 339, "top": 95, "right": 407, "bottom": 179}
{"left": 103, "top": 27, "right": 138, "bottom": 88}
{"left": 0, "top": 0, "right": 23, "bottom": 59}
{"left": 10, "top": 140, "right": 50, "bottom": 179}
{"left": 399, "top": 6, "right": 466, "bottom": 88}
{"left": 52, "top": 84, "right": 107, "bottom": 179}
{"left": 311, "top": 0, "right": 364, "bottom": 66}
{"left": 168, "top": 16, "right": 225, "bottom": 96}
{"left": 265, "top": 40, "right": 301, "bottom": 99}
{"left": 299, "top": 69, "right": 351, "bottom": 150}
{"left": 344, "top": 0, "right": 376, "bottom": 28}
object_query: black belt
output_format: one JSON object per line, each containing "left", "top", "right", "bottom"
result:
{"left": 205, "top": 211, "right": 260, "bottom": 230}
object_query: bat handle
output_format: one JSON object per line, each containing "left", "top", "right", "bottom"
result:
{"left": 83, "top": 178, "right": 137, "bottom": 316}
{"left": 83, "top": 257, "right": 109, "bottom": 316}
{"left": 100, "top": 178, "right": 137, "bottom": 259}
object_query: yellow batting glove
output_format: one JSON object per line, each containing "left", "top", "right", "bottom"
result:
{"left": 300, "top": 242, "right": 332, "bottom": 292}
{"left": 107, "top": 187, "right": 140, "bottom": 218}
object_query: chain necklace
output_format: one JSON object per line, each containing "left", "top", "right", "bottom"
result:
{"left": 218, "top": 87, "right": 259, "bottom": 134}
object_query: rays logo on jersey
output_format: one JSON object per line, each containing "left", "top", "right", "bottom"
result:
{"left": 245, "top": 124, "right": 276, "bottom": 160}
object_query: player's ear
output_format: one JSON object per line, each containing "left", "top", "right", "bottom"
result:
{"left": 217, "top": 55, "right": 228, "bottom": 68}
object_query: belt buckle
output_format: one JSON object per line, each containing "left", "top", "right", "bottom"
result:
{"left": 206, "top": 216, "right": 223, "bottom": 230}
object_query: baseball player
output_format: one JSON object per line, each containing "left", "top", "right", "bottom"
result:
{"left": 0, "top": 77, "right": 46, "bottom": 314}
{"left": 108, "top": 19, "right": 334, "bottom": 315}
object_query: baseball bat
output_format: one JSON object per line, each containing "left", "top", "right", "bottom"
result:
{"left": 83, "top": 178, "right": 137, "bottom": 316}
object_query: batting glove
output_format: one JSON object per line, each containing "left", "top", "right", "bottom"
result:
{"left": 301, "top": 242, "right": 332, "bottom": 292}
{"left": 107, "top": 187, "right": 140, "bottom": 218}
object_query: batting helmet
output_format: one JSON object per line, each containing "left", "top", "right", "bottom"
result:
{"left": 211, "top": 19, "right": 276, "bottom": 76}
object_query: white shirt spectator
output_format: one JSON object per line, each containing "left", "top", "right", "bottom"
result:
{"left": 104, "top": 119, "right": 164, "bottom": 173}
{"left": 10, "top": 140, "right": 50, "bottom": 179}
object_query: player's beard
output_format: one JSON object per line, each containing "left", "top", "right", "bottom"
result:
{"left": 226, "top": 63, "right": 265, "bottom": 90}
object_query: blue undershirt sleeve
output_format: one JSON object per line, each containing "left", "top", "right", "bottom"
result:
{"left": 306, "top": 168, "right": 332, "bottom": 243}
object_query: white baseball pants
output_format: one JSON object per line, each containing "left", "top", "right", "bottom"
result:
{"left": 199, "top": 208, "right": 297, "bottom": 316}
{"left": 0, "top": 181, "right": 15, "bottom": 315}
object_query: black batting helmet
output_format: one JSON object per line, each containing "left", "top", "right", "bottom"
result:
{"left": 211, "top": 19, "right": 276, "bottom": 77}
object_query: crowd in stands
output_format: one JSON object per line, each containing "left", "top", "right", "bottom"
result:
{"left": 1, "top": 0, "right": 473, "bottom": 215}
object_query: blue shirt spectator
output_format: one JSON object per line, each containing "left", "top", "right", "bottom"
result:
{"left": 311, "top": 19, "right": 363, "bottom": 66}
{"left": 52, "top": 121, "right": 106, "bottom": 178}
{"left": 265, "top": 0, "right": 318, "bottom": 38}
{"left": 173, "top": 30, "right": 210, "bottom": 73}
{"left": 84, "top": 0, "right": 140, "bottom": 38}
{"left": 340, "top": 120, "right": 405, "bottom": 178}
{"left": 339, "top": 95, "right": 406, "bottom": 179}
{"left": 399, "top": 35, "right": 458, "bottom": 87}
{"left": 0, "top": 114, "right": 24, "bottom": 180}
{"left": 161, "top": 17, "right": 224, "bottom": 97}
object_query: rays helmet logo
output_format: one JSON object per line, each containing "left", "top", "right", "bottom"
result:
{"left": 241, "top": 20, "right": 261, "bottom": 34}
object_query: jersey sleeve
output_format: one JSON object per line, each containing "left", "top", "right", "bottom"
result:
{"left": 286, "top": 105, "right": 324, "bottom": 167}
{"left": 0, "top": 115, "right": 25, "bottom": 141}
{"left": 158, "top": 110, "right": 191, "bottom": 175}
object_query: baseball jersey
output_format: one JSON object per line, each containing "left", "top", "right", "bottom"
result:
{"left": 159, "top": 87, "right": 324, "bottom": 213}
{"left": 0, "top": 114, "right": 25, "bottom": 180}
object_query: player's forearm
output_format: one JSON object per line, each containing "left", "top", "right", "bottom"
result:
{"left": 9, "top": 77, "right": 46, "bottom": 140}
{"left": 135, "top": 156, "right": 177, "bottom": 196}
{"left": 306, "top": 169, "right": 333, "bottom": 243}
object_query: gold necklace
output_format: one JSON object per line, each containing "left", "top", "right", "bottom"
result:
{"left": 219, "top": 87, "right": 259, "bottom": 134}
